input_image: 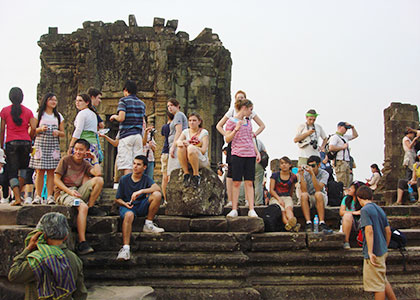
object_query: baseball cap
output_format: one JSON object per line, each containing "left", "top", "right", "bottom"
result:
{"left": 306, "top": 109, "right": 319, "bottom": 117}
{"left": 0, "top": 149, "right": 5, "bottom": 164}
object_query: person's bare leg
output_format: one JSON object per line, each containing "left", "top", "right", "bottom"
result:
{"left": 285, "top": 206, "right": 294, "bottom": 221}
{"left": 374, "top": 291, "right": 385, "bottom": 300}
{"left": 342, "top": 212, "right": 353, "bottom": 242}
{"left": 87, "top": 177, "right": 104, "bottom": 207}
{"left": 46, "top": 169, "right": 55, "bottom": 197}
{"left": 281, "top": 211, "right": 288, "bottom": 225}
{"left": 77, "top": 203, "right": 89, "bottom": 242}
{"left": 244, "top": 180, "right": 255, "bottom": 210}
{"left": 146, "top": 191, "right": 162, "bottom": 220}
{"left": 177, "top": 145, "right": 189, "bottom": 174}
{"left": 162, "top": 173, "right": 169, "bottom": 201}
{"left": 300, "top": 192, "right": 310, "bottom": 222}
{"left": 384, "top": 281, "right": 397, "bottom": 300}
{"left": 396, "top": 188, "right": 403, "bottom": 204}
{"left": 187, "top": 146, "right": 200, "bottom": 176}
{"left": 315, "top": 192, "right": 325, "bottom": 221}
{"left": 232, "top": 181, "right": 241, "bottom": 210}
{"left": 122, "top": 211, "right": 134, "bottom": 245}
{"left": 226, "top": 177, "right": 233, "bottom": 203}
{"left": 11, "top": 186, "right": 22, "bottom": 205}
{"left": 35, "top": 169, "right": 45, "bottom": 197}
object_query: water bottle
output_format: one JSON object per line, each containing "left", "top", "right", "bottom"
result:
{"left": 73, "top": 198, "right": 81, "bottom": 207}
{"left": 313, "top": 215, "right": 319, "bottom": 233}
{"left": 408, "top": 184, "right": 416, "bottom": 202}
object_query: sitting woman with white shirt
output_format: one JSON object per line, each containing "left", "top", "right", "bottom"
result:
{"left": 177, "top": 112, "right": 209, "bottom": 188}
{"left": 366, "top": 163, "right": 381, "bottom": 191}
{"left": 68, "top": 93, "right": 102, "bottom": 163}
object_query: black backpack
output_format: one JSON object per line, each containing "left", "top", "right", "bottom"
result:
{"left": 389, "top": 228, "right": 408, "bottom": 272}
{"left": 263, "top": 204, "right": 283, "bottom": 232}
{"left": 325, "top": 134, "right": 348, "bottom": 160}
{"left": 327, "top": 181, "right": 344, "bottom": 206}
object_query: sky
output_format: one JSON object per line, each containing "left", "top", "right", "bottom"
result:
{"left": 1, "top": 0, "right": 419, "bottom": 181}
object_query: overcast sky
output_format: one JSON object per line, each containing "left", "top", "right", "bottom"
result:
{"left": 1, "top": 0, "right": 419, "bottom": 181}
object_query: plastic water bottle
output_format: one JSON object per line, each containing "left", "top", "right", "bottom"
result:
{"left": 408, "top": 184, "right": 416, "bottom": 202}
{"left": 313, "top": 215, "right": 319, "bottom": 233}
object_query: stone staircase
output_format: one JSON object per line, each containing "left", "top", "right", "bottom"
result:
{"left": 1, "top": 188, "right": 420, "bottom": 300}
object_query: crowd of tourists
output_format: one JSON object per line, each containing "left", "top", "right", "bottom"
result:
{"left": 3, "top": 82, "right": 417, "bottom": 300}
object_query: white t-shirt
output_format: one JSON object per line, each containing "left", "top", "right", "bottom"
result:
{"left": 182, "top": 128, "right": 209, "bottom": 161}
{"left": 73, "top": 109, "right": 98, "bottom": 138}
{"left": 329, "top": 133, "right": 353, "bottom": 161}
{"left": 295, "top": 123, "right": 327, "bottom": 158}
{"left": 38, "top": 112, "right": 64, "bottom": 127}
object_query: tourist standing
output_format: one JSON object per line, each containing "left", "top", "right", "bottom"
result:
{"left": 160, "top": 112, "right": 173, "bottom": 201}
{"left": 30, "top": 93, "right": 65, "bottom": 205}
{"left": 110, "top": 80, "right": 145, "bottom": 175}
{"left": 225, "top": 99, "right": 260, "bottom": 218}
{"left": 142, "top": 122, "right": 157, "bottom": 180}
{"left": 177, "top": 112, "right": 209, "bottom": 188}
{"left": 166, "top": 99, "right": 188, "bottom": 178}
{"left": 87, "top": 87, "right": 104, "bottom": 129}
{"left": 0, "top": 87, "right": 37, "bottom": 206}
{"left": 402, "top": 129, "right": 418, "bottom": 180}
{"left": 216, "top": 90, "right": 265, "bottom": 207}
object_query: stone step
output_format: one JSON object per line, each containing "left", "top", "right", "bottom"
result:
{"left": 388, "top": 216, "right": 420, "bottom": 229}
{"left": 87, "top": 286, "right": 156, "bottom": 300}
{"left": 401, "top": 229, "right": 420, "bottom": 246}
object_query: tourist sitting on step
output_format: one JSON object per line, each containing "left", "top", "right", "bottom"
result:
{"left": 297, "top": 155, "right": 332, "bottom": 233}
{"left": 394, "top": 150, "right": 420, "bottom": 205}
{"left": 365, "top": 163, "right": 381, "bottom": 191}
{"left": 8, "top": 212, "right": 88, "bottom": 300}
{"left": 224, "top": 99, "right": 260, "bottom": 218}
{"left": 176, "top": 112, "right": 209, "bottom": 188}
{"left": 269, "top": 156, "right": 300, "bottom": 232}
{"left": 339, "top": 180, "right": 364, "bottom": 249}
{"left": 54, "top": 138, "right": 104, "bottom": 255}
{"left": 115, "top": 155, "right": 164, "bottom": 261}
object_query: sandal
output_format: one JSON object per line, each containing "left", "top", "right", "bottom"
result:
{"left": 10, "top": 200, "right": 22, "bottom": 206}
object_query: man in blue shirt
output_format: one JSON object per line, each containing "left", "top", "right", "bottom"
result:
{"left": 110, "top": 80, "right": 145, "bottom": 175}
{"left": 115, "top": 155, "right": 164, "bottom": 261}
{"left": 357, "top": 185, "right": 396, "bottom": 300}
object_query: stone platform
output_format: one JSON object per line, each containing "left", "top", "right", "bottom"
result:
{"left": 1, "top": 197, "right": 420, "bottom": 300}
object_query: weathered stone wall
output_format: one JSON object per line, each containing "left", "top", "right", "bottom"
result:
{"left": 37, "top": 15, "right": 232, "bottom": 186}
{"left": 376, "top": 102, "right": 419, "bottom": 204}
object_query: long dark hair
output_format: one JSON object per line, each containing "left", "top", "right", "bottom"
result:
{"left": 37, "top": 93, "right": 61, "bottom": 127}
{"left": 9, "top": 87, "right": 24, "bottom": 126}
{"left": 78, "top": 93, "right": 98, "bottom": 117}
{"left": 370, "top": 163, "right": 382, "bottom": 177}
{"left": 345, "top": 181, "right": 364, "bottom": 211}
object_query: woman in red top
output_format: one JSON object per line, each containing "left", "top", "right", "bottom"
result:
{"left": 0, "top": 87, "right": 36, "bottom": 205}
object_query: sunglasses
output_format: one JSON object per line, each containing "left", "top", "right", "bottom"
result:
{"left": 308, "top": 163, "right": 317, "bottom": 167}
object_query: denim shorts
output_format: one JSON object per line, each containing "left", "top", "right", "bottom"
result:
{"left": 119, "top": 198, "right": 150, "bottom": 219}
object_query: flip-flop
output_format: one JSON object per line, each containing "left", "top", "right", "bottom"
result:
{"left": 10, "top": 200, "right": 22, "bottom": 206}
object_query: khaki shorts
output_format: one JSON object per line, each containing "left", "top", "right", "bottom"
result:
{"left": 363, "top": 253, "right": 388, "bottom": 292}
{"left": 269, "top": 196, "right": 294, "bottom": 212}
{"left": 301, "top": 192, "right": 328, "bottom": 208}
{"left": 161, "top": 153, "right": 169, "bottom": 173}
{"left": 56, "top": 179, "right": 94, "bottom": 206}
{"left": 334, "top": 160, "right": 350, "bottom": 188}
{"left": 116, "top": 134, "right": 143, "bottom": 170}
{"left": 167, "top": 148, "right": 180, "bottom": 176}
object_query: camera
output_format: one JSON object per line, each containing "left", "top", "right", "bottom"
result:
{"left": 150, "top": 128, "right": 156, "bottom": 138}
{"left": 310, "top": 139, "right": 318, "bottom": 150}
{"left": 344, "top": 124, "right": 352, "bottom": 130}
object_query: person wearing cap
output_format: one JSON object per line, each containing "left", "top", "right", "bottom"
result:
{"left": 294, "top": 109, "right": 327, "bottom": 167}
{"left": 394, "top": 149, "right": 420, "bottom": 205}
{"left": 0, "top": 148, "right": 10, "bottom": 204}
{"left": 328, "top": 121, "right": 358, "bottom": 188}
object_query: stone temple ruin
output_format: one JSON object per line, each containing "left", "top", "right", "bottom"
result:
{"left": 37, "top": 15, "right": 232, "bottom": 186}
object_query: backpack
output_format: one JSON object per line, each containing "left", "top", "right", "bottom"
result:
{"left": 325, "top": 134, "right": 348, "bottom": 161}
{"left": 389, "top": 228, "right": 407, "bottom": 249}
{"left": 327, "top": 180, "right": 344, "bottom": 206}
{"left": 256, "top": 139, "right": 269, "bottom": 169}
{"left": 263, "top": 204, "right": 283, "bottom": 232}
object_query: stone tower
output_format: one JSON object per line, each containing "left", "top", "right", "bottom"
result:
{"left": 37, "top": 15, "right": 232, "bottom": 186}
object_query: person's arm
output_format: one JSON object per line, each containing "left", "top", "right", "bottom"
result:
{"left": 252, "top": 114, "right": 265, "bottom": 137}
{"left": 351, "top": 125, "right": 358, "bottom": 140}
{"left": 405, "top": 136, "right": 419, "bottom": 149}
{"left": 109, "top": 110, "right": 126, "bottom": 123}
{"left": 385, "top": 226, "right": 391, "bottom": 247}
{"left": 198, "top": 135, "right": 209, "bottom": 155}
{"left": 143, "top": 127, "right": 153, "bottom": 146}
{"left": 328, "top": 136, "right": 347, "bottom": 152}
{"left": 0, "top": 118, "right": 5, "bottom": 149}
{"left": 176, "top": 132, "right": 187, "bottom": 147}
{"left": 253, "top": 138, "right": 261, "bottom": 163}
{"left": 365, "top": 225, "right": 380, "bottom": 266}
{"left": 339, "top": 204, "right": 347, "bottom": 217}
{"left": 98, "top": 122, "right": 105, "bottom": 129}
{"left": 409, "top": 166, "right": 417, "bottom": 185}
{"left": 99, "top": 134, "right": 119, "bottom": 147}
{"left": 149, "top": 138, "right": 156, "bottom": 152}
{"left": 29, "top": 117, "right": 37, "bottom": 139}
{"left": 298, "top": 168, "right": 307, "bottom": 193}
{"left": 170, "top": 124, "right": 183, "bottom": 158}
{"left": 88, "top": 154, "right": 102, "bottom": 177}
{"left": 54, "top": 173, "right": 80, "bottom": 197}
{"left": 225, "top": 120, "right": 242, "bottom": 143}
{"left": 216, "top": 115, "right": 229, "bottom": 136}
{"left": 320, "top": 138, "right": 328, "bottom": 151}
{"left": 294, "top": 125, "right": 315, "bottom": 143}
{"left": 130, "top": 183, "right": 161, "bottom": 204}
{"left": 53, "top": 121, "right": 66, "bottom": 138}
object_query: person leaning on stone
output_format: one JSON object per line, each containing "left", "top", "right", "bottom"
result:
{"left": 394, "top": 150, "right": 420, "bottom": 205}
{"left": 54, "top": 138, "right": 104, "bottom": 255}
{"left": 328, "top": 121, "right": 358, "bottom": 188}
{"left": 297, "top": 155, "right": 332, "bottom": 233}
{"left": 115, "top": 155, "right": 164, "bottom": 261}
{"left": 294, "top": 109, "right": 327, "bottom": 167}
{"left": 110, "top": 80, "right": 145, "bottom": 175}
{"left": 8, "top": 212, "right": 88, "bottom": 300}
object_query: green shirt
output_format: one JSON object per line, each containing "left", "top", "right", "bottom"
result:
{"left": 8, "top": 243, "right": 88, "bottom": 300}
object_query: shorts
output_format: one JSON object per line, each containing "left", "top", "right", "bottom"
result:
{"left": 119, "top": 198, "right": 150, "bottom": 219}
{"left": 269, "top": 196, "right": 293, "bottom": 212}
{"left": 55, "top": 179, "right": 94, "bottom": 206}
{"left": 363, "top": 253, "right": 388, "bottom": 292}
{"left": 231, "top": 155, "right": 256, "bottom": 181}
{"left": 227, "top": 164, "right": 233, "bottom": 179}
{"left": 161, "top": 153, "right": 169, "bottom": 173}
{"left": 116, "top": 134, "right": 143, "bottom": 170}
{"left": 304, "top": 192, "right": 328, "bottom": 208}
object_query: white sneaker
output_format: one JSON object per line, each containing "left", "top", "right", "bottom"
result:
{"left": 143, "top": 222, "right": 165, "bottom": 233}
{"left": 226, "top": 209, "right": 238, "bottom": 218}
{"left": 32, "top": 195, "right": 42, "bottom": 204}
{"left": 225, "top": 201, "right": 232, "bottom": 208}
{"left": 24, "top": 197, "right": 32, "bottom": 205}
{"left": 248, "top": 209, "right": 258, "bottom": 218}
{"left": 47, "top": 196, "right": 55, "bottom": 205}
{"left": 116, "top": 247, "right": 130, "bottom": 261}
{"left": 0, "top": 198, "right": 9, "bottom": 204}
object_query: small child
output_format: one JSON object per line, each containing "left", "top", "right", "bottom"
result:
{"left": 269, "top": 156, "right": 300, "bottom": 232}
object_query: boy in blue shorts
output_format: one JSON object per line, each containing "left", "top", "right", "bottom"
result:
{"left": 115, "top": 155, "right": 164, "bottom": 261}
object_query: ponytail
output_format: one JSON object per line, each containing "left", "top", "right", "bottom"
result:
{"left": 78, "top": 93, "right": 98, "bottom": 117}
{"left": 9, "top": 87, "right": 23, "bottom": 126}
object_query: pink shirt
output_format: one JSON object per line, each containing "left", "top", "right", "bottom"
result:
{"left": 0, "top": 104, "right": 34, "bottom": 143}
{"left": 226, "top": 117, "right": 256, "bottom": 157}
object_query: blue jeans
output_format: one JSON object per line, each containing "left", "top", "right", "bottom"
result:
{"left": 146, "top": 161, "right": 155, "bottom": 180}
